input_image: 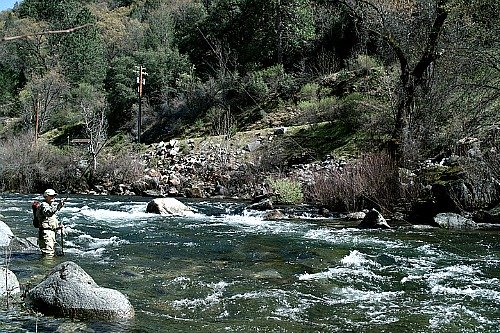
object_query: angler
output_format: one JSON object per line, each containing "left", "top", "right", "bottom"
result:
{"left": 32, "top": 189, "right": 65, "bottom": 256}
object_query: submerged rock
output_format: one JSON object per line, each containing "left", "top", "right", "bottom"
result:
{"left": 146, "top": 198, "right": 195, "bottom": 216}
{"left": 25, "top": 261, "right": 134, "bottom": 320}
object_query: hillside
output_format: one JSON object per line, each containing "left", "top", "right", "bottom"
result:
{"left": 0, "top": 0, "right": 499, "bottom": 220}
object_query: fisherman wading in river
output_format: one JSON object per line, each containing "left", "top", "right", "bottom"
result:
{"left": 35, "top": 189, "right": 65, "bottom": 256}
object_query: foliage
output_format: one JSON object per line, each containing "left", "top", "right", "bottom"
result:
{"left": 0, "top": 0, "right": 498, "bottom": 207}
{"left": 267, "top": 177, "right": 304, "bottom": 205}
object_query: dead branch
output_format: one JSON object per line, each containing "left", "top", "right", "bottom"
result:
{"left": 1, "top": 23, "right": 93, "bottom": 42}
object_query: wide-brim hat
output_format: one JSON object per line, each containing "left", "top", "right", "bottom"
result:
{"left": 43, "top": 189, "right": 57, "bottom": 197}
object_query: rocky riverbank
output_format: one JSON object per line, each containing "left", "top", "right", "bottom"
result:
{"left": 77, "top": 128, "right": 500, "bottom": 228}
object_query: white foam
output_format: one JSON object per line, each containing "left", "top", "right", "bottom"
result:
{"left": 298, "top": 266, "right": 384, "bottom": 282}
{"left": 330, "top": 287, "right": 403, "bottom": 303}
{"left": 341, "top": 250, "right": 378, "bottom": 267}
{"left": 78, "top": 207, "right": 152, "bottom": 222}
{"left": 171, "top": 281, "right": 229, "bottom": 309}
{"left": 75, "top": 234, "right": 127, "bottom": 249}
{"left": 431, "top": 285, "right": 500, "bottom": 300}
{"left": 212, "top": 213, "right": 305, "bottom": 236}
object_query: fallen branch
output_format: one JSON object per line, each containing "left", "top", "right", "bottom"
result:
{"left": 1, "top": 23, "right": 93, "bottom": 42}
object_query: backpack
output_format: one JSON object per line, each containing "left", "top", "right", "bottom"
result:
{"left": 32, "top": 201, "right": 41, "bottom": 228}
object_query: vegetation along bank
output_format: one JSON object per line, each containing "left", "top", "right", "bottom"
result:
{"left": 0, "top": 0, "right": 499, "bottom": 226}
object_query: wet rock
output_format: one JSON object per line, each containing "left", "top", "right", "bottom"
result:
{"left": 0, "top": 267, "right": 20, "bottom": 296}
{"left": 25, "top": 261, "right": 134, "bottom": 320}
{"left": 0, "top": 220, "right": 14, "bottom": 247}
{"left": 346, "top": 211, "right": 367, "bottom": 220}
{"left": 263, "top": 209, "right": 285, "bottom": 220}
{"left": 433, "top": 213, "right": 478, "bottom": 230}
{"left": 473, "top": 204, "right": 500, "bottom": 224}
{"left": 319, "top": 207, "right": 332, "bottom": 217}
{"left": 6, "top": 236, "right": 40, "bottom": 252}
{"left": 358, "top": 209, "right": 391, "bottom": 229}
{"left": 146, "top": 198, "right": 195, "bottom": 216}
{"left": 247, "top": 199, "right": 273, "bottom": 211}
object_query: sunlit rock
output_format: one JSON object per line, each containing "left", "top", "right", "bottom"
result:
{"left": 247, "top": 198, "right": 273, "bottom": 211}
{"left": 263, "top": 209, "right": 285, "bottom": 220}
{"left": 0, "top": 267, "right": 20, "bottom": 296}
{"left": 0, "top": 220, "right": 14, "bottom": 246}
{"left": 25, "top": 261, "right": 134, "bottom": 320}
{"left": 434, "top": 212, "right": 478, "bottom": 230}
{"left": 146, "top": 198, "right": 195, "bottom": 216}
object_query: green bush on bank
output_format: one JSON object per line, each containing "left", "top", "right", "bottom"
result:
{"left": 267, "top": 177, "right": 304, "bottom": 205}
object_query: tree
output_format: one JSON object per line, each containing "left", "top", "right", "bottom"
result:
{"left": 18, "top": 68, "right": 69, "bottom": 139}
{"left": 72, "top": 83, "right": 108, "bottom": 171}
{"left": 175, "top": 0, "right": 316, "bottom": 73}
{"left": 338, "top": 0, "right": 450, "bottom": 164}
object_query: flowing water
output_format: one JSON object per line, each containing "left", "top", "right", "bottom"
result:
{"left": 0, "top": 193, "right": 498, "bottom": 333}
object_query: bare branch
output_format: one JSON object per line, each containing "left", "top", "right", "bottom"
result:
{"left": 0, "top": 23, "right": 93, "bottom": 42}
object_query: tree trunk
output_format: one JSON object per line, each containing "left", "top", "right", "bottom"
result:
{"left": 388, "top": 0, "right": 449, "bottom": 165}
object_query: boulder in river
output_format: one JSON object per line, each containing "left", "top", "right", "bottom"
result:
{"left": 0, "top": 220, "right": 39, "bottom": 252}
{"left": 433, "top": 212, "right": 478, "bottom": 230}
{"left": 0, "top": 267, "right": 20, "bottom": 296}
{"left": 0, "top": 220, "right": 14, "bottom": 247}
{"left": 25, "top": 261, "right": 134, "bottom": 320}
{"left": 358, "top": 208, "right": 391, "bottom": 229}
{"left": 146, "top": 197, "right": 195, "bottom": 216}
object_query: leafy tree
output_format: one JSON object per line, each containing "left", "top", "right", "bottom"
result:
{"left": 105, "top": 55, "right": 138, "bottom": 132}
{"left": 54, "top": 4, "right": 106, "bottom": 84}
{"left": 94, "top": 5, "right": 145, "bottom": 61}
{"left": 175, "top": 0, "right": 316, "bottom": 74}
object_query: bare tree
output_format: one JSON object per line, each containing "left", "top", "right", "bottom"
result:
{"left": 19, "top": 68, "right": 69, "bottom": 140}
{"left": 73, "top": 83, "right": 108, "bottom": 171}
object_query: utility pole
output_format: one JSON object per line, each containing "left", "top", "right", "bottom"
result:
{"left": 34, "top": 96, "right": 40, "bottom": 145}
{"left": 134, "top": 65, "right": 147, "bottom": 143}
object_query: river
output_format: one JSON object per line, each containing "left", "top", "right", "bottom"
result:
{"left": 0, "top": 193, "right": 498, "bottom": 332}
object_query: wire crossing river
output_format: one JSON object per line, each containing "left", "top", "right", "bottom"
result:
{"left": 1, "top": 194, "right": 499, "bottom": 332}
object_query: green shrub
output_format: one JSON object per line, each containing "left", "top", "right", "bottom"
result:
{"left": 347, "top": 54, "right": 381, "bottom": 72}
{"left": 267, "top": 177, "right": 304, "bottom": 205}
{"left": 246, "top": 65, "right": 297, "bottom": 101}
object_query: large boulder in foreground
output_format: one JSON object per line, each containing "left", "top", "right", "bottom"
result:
{"left": 25, "top": 261, "right": 134, "bottom": 320}
{"left": 146, "top": 198, "right": 195, "bottom": 216}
